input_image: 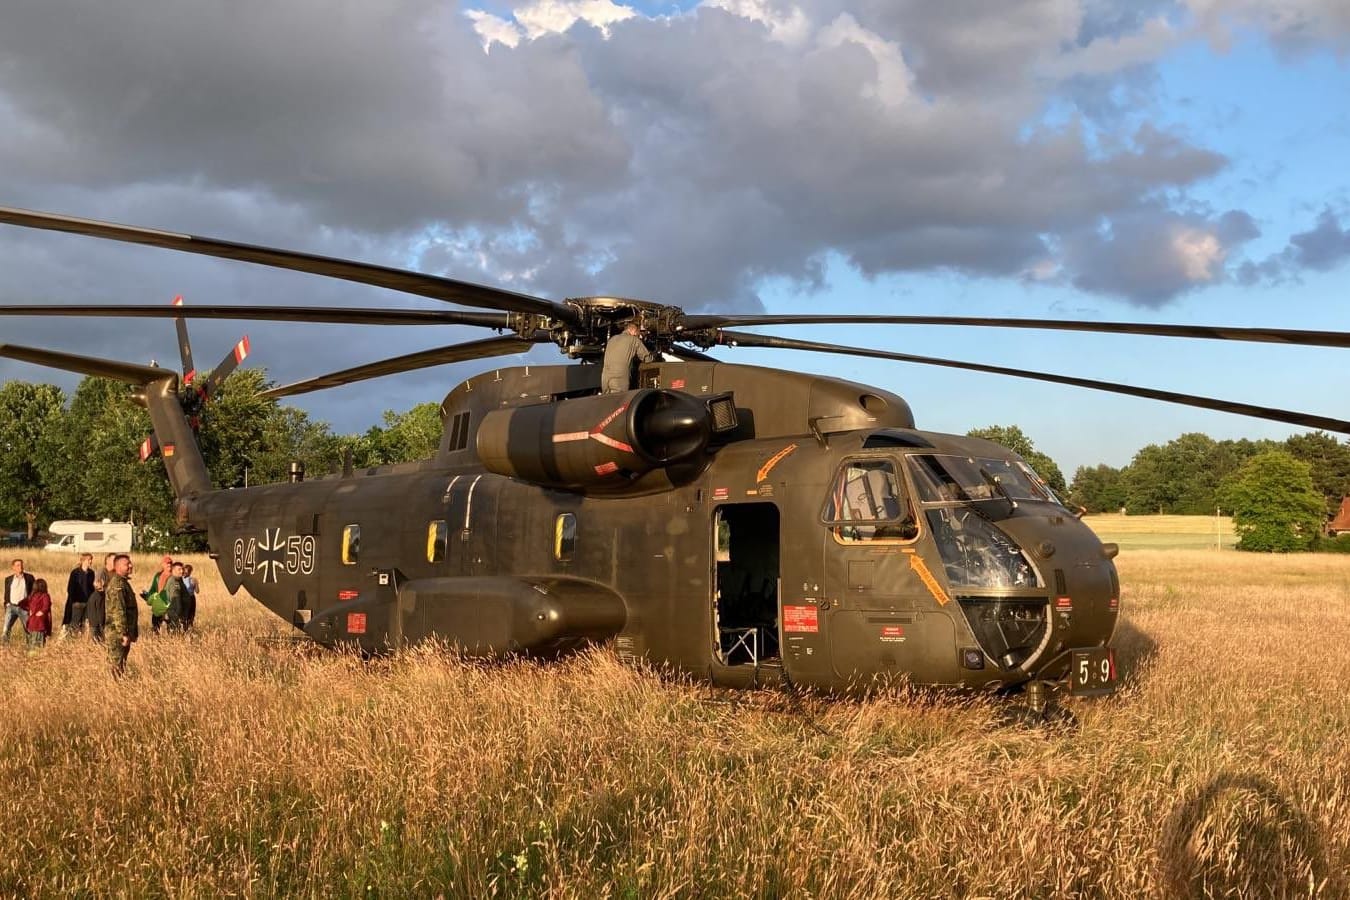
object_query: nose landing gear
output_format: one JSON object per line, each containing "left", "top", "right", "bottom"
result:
{"left": 997, "top": 679, "right": 1079, "bottom": 729}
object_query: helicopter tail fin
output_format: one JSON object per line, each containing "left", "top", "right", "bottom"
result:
{"left": 0, "top": 342, "right": 212, "bottom": 500}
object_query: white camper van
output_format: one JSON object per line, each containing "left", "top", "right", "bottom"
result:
{"left": 43, "top": 520, "right": 133, "bottom": 554}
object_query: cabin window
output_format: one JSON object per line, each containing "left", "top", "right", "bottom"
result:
{"left": 427, "top": 520, "right": 448, "bottom": 563}
{"left": 83, "top": 532, "right": 103, "bottom": 541}
{"left": 554, "top": 513, "right": 577, "bottom": 561}
{"left": 342, "top": 524, "right": 361, "bottom": 565}
{"left": 821, "top": 458, "right": 918, "bottom": 543}
{"left": 448, "top": 412, "right": 472, "bottom": 452}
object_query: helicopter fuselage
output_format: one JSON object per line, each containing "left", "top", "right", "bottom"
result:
{"left": 194, "top": 359, "right": 1120, "bottom": 694}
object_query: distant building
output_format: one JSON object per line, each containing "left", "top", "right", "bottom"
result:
{"left": 1330, "top": 497, "right": 1350, "bottom": 536}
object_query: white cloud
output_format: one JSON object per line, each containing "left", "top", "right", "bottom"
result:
{"left": 467, "top": 0, "right": 639, "bottom": 49}
{"left": 516, "top": 0, "right": 638, "bottom": 39}
{"left": 465, "top": 10, "right": 522, "bottom": 50}
{"left": 704, "top": 0, "right": 811, "bottom": 45}
{"left": 817, "top": 13, "right": 912, "bottom": 107}
{"left": 1172, "top": 226, "right": 1225, "bottom": 282}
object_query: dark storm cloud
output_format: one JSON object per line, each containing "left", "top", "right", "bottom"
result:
{"left": 1, "top": 0, "right": 1346, "bottom": 426}
{"left": 0, "top": 0, "right": 627, "bottom": 233}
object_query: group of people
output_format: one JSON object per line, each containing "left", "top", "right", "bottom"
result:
{"left": 2, "top": 553, "right": 199, "bottom": 671}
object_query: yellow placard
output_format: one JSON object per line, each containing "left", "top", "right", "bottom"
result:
{"left": 908, "top": 553, "right": 951, "bottom": 607}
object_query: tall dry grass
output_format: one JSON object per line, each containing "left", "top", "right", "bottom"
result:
{"left": 2, "top": 548, "right": 1348, "bottom": 898}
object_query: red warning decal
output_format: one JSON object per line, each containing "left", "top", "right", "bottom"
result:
{"left": 783, "top": 605, "right": 819, "bottom": 633}
{"left": 880, "top": 625, "right": 905, "bottom": 642}
{"left": 338, "top": 589, "right": 360, "bottom": 601}
{"left": 671, "top": 378, "right": 686, "bottom": 389}
{"left": 712, "top": 487, "right": 729, "bottom": 500}
{"left": 594, "top": 461, "right": 620, "bottom": 476}
{"left": 1055, "top": 597, "right": 1072, "bottom": 611}
{"left": 346, "top": 612, "right": 367, "bottom": 634}
{"left": 1108, "top": 596, "right": 1119, "bottom": 611}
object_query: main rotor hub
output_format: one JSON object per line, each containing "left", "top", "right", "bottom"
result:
{"left": 558, "top": 296, "right": 686, "bottom": 359}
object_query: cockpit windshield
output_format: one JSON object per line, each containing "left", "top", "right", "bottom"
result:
{"left": 907, "top": 454, "right": 1060, "bottom": 505}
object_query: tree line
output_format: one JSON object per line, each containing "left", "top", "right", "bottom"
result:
{"left": 2, "top": 373, "right": 1346, "bottom": 554}
{"left": 985, "top": 425, "right": 1348, "bottom": 552}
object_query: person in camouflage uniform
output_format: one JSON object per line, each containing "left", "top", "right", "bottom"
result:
{"left": 104, "top": 554, "right": 138, "bottom": 676}
{"left": 164, "top": 562, "right": 188, "bottom": 631}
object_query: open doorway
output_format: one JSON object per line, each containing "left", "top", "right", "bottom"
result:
{"left": 714, "top": 503, "right": 780, "bottom": 666}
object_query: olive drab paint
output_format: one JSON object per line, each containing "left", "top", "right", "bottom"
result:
{"left": 137, "top": 355, "right": 1120, "bottom": 695}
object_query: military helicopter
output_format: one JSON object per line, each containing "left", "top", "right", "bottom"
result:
{"left": 1, "top": 206, "right": 1347, "bottom": 708}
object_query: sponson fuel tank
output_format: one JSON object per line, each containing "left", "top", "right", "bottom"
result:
{"left": 476, "top": 387, "right": 734, "bottom": 490}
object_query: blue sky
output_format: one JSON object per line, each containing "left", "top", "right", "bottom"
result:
{"left": 0, "top": 0, "right": 1347, "bottom": 477}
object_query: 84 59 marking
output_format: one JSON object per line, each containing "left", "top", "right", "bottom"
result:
{"left": 234, "top": 530, "right": 316, "bottom": 582}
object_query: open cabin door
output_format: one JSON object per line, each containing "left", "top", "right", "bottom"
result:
{"left": 713, "top": 503, "right": 781, "bottom": 666}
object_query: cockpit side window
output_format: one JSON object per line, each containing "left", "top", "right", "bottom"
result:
{"left": 822, "top": 458, "right": 919, "bottom": 543}
{"left": 908, "top": 454, "right": 1057, "bottom": 505}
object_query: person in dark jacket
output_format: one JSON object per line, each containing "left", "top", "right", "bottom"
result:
{"left": 3, "top": 558, "right": 35, "bottom": 641}
{"left": 87, "top": 574, "right": 106, "bottom": 641}
{"left": 25, "top": 578, "right": 52, "bottom": 652}
{"left": 64, "top": 553, "right": 95, "bottom": 635}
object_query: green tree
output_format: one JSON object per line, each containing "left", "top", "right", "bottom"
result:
{"left": 1069, "top": 464, "right": 1126, "bottom": 513}
{"left": 198, "top": 369, "right": 344, "bottom": 487}
{"left": 355, "top": 402, "right": 445, "bottom": 467}
{"left": 1119, "top": 433, "right": 1275, "bottom": 515}
{"left": 965, "top": 425, "right": 1067, "bottom": 493}
{"left": 1219, "top": 451, "right": 1324, "bottom": 552}
{"left": 0, "top": 381, "right": 68, "bottom": 538}
{"left": 1284, "top": 431, "right": 1350, "bottom": 520}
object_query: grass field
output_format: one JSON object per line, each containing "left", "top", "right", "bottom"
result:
{"left": 3, "top": 547, "right": 1348, "bottom": 898}
{"left": 1084, "top": 513, "right": 1235, "bottom": 551}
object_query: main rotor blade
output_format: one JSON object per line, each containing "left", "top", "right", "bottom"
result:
{"left": 0, "top": 206, "right": 578, "bottom": 325}
{"left": 0, "top": 304, "right": 512, "bottom": 328}
{"left": 683, "top": 314, "right": 1350, "bottom": 349}
{"left": 0, "top": 342, "right": 169, "bottom": 386}
{"left": 171, "top": 296, "right": 195, "bottom": 378}
{"left": 262, "top": 332, "right": 551, "bottom": 399}
{"left": 716, "top": 330, "right": 1350, "bottom": 434}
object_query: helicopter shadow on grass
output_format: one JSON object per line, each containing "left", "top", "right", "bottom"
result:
{"left": 1157, "top": 771, "right": 1338, "bottom": 898}
{"left": 1111, "top": 618, "right": 1160, "bottom": 690}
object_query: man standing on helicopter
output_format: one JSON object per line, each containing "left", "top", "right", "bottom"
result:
{"left": 600, "top": 321, "right": 654, "bottom": 393}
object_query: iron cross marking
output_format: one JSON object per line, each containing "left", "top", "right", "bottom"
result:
{"left": 257, "top": 527, "right": 285, "bottom": 583}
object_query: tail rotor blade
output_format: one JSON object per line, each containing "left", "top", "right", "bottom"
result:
{"left": 201, "top": 336, "right": 251, "bottom": 399}
{"left": 172, "top": 295, "right": 196, "bottom": 383}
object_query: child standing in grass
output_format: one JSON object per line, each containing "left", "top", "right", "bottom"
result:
{"left": 25, "top": 577, "right": 52, "bottom": 653}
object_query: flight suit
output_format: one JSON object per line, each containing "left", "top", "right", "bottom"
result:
{"left": 600, "top": 331, "right": 654, "bottom": 393}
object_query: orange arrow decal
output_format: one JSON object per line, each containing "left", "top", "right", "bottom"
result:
{"left": 757, "top": 443, "right": 798, "bottom": 483}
